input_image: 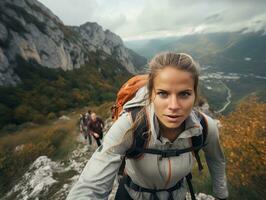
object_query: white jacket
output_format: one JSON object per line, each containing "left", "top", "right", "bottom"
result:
{"left": 67, "top": 87, "right": 228, "bottom": 200}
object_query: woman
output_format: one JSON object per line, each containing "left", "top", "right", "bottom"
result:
{"left": 67, "top": 52, "right": 228, "bottom": 200}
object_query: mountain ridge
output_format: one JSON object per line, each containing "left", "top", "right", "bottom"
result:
{"left": 0, "top": 0, "right": 147, "bottom": 129}
{"left": 125, "top": 31, "right": 266, "bottom": 75}
{"left": 0, "top": 0, "right": 147, "bottom": 86}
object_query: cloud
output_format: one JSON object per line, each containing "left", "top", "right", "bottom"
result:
{"left": 38, "top": 0, "right": 266, "bottom": 40}
{"left": 94, "top": 13, "right": 127, "bottom": 31}
{"left": 38, "top": 0, "right": 100, "bottom": 25}
{"left": 205, "top": 13, "right": 223, "bottom": 23}
{"left": 116, "top": 0, "right": 266, "bottom": 40}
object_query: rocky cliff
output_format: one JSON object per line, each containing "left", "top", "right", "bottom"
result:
{"left": 0, "top": 0, "right": 147, "bottom": 86}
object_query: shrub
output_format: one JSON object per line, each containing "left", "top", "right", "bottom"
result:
{"left": 32, "top": 113, "right": 46, "bottom": 124}
{"left": 0, "top": 126, "right": 70, "bottom": 193}
{"left": 0, "top": 53, "right": 130, "bottom": 129}
{"left": 13, "top": 105, "right": 34, "bottom": 123}
{"left": 1, "top": 124, "right": 18, "bottom": 133}
{"left": 50, "top": 128, "right": 68, "bottom": 149}
{"left": 0, "top": 104, "right": 12, "bottom": 127}
{"left": 47, "top": 112, "right": 56, "bottom": 120}
{"left": 219, "top": 96, "right": 266, "bottom": 197}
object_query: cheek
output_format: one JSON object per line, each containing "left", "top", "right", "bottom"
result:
{"left": 184, "top": 98, "right": 195, "bottom": 111}
{"left": 153, "top": 97, "right": 166, "bottom": 114}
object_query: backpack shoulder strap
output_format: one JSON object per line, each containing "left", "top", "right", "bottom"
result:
{"left": 191, "top": 111, "right": 209, "bottom": 171}
{"left": 127, "top": 109, "right": 210, "bottom": 159}
{"left": 199, "top": 112, "right": 208, "bottom": 144}
{"left": 125, "top": 107, "right": 150, "bottom": 159}
{"left": 126, "top": 109, "right": 209, "bottom": 159}
{"left": 191, "top": 112, "right": 208, "bottom": 147}
{"left": 118, "top": 107, "right": 149, "bottom": 175}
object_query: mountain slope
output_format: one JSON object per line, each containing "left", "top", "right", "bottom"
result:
{"left": 0, "top": 0, "right": 147, "bottom": 129}
{"left": 126, "top": 31, "right": 266, "bottom": 75}
{"left": 0, "top": 0, "right": 147, "bottom": 86}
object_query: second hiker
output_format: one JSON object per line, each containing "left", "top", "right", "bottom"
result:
{"left": 87, "top": 112, "right": 104, "bottom": 147}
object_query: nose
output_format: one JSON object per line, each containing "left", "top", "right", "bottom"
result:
{"left": 168, "top": 95, "right": 180, "bottom": 110}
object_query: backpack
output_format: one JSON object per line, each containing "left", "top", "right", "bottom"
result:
{"left": 112, "top": 74, "right": 208, "bottom": 200}
{"left": 111, "top": 74, "right": 148, "bottom": 121}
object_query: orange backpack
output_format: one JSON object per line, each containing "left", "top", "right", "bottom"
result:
{"left": 111, "top": 74, "right": 148, "bottom": 121}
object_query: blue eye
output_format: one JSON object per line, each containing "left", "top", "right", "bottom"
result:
{"left": 179, "top": 91, "right": 191, "bottom": 98}
{"left": 157, "top": 91, "right": 168, "bottom": 98}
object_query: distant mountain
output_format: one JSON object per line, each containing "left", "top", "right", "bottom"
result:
{"left": 126, "top": 31, "right": 266, "bottom": 75}
{"left": 0, "top": 0, "right": 147, "bottom": 129}
{"left": 0, "top": 0, "right": 147, "bottom": 86}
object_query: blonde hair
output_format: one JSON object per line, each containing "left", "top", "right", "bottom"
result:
{"left": 147, "top": 52, "right": 200, "bottom": 103}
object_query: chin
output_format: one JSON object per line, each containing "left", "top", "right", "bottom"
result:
{"left": 165, "top": 122, "right": 182, "bottom": 129}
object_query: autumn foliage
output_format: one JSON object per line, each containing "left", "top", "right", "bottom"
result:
{"left": 219, "top": 96, "right": 266, "bottom": 189}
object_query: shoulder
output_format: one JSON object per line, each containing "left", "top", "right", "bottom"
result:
{"left": 103, "top": 112, "right": 133, "bottom": 152}
{"left": 105, "top": 112, "right": 133, "bottom": 140}
{"left": 198, "top": 112, "right": 221, "bottom": 145}
{"left": 111, "top": 112, "right": 132, "bottom": 128}
{"left": 199, "top": 112, "right": 218, "bottom": 132}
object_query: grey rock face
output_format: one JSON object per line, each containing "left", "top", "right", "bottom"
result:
{"left": 0, "top": 48, "right": 9, "bottom": 72}
{"left": 76, "top": 22, "right": 137, "bottom": 73}
{"left": 0, "top": 49, "right": 21, "bottom": 86}
{"left": 0, "top": 48, "right": 20, "bottom": 86}
{"left": 0, "top": 22, "right": 8, "bottom": 42}
{"left": 0, "top": 0, "right": 146, "bottom": 86}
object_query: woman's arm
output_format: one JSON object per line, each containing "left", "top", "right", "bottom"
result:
{"left": 66, "top": 112, "right": 133, "bottom": 200}
{"left": 202, "top": 115, "right": 229, "bottom": 200}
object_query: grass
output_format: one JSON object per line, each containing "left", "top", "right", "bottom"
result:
{"left": 0, "top": 107, "right": 82, "bottom": 196}
{"left": 0, "top": 101, "right": 115, "bottom": 196}
{"left": 1, "top": 100, "right": 264, "bottom": 199}
{"left": 190, "top": 154, "right": 213, "bottom": 195}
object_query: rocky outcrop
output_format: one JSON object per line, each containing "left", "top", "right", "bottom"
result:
{"left": 74, "top": 22, "right": 139, "bottom": 73}
{"left": 0, "top": 0, "right": 147, "bottom": 86}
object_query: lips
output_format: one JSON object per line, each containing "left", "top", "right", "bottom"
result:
{"left": 164, "top": 114, "right": 183, "bottom": 122}
{"left": 166, "top": 115, "right": 181, "bottom": 118}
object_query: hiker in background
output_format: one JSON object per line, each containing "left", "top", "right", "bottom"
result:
{"left": 87, "top": 112, "right": 104, "bottom": 147}
{"left": 67, "top": 52, "right": 228, "bottom": 200}
{"left": 85, "top": 110, "right": 92, "bottom": 121}
{"left": 79, "top": 112, "right": 92, "bottom": 145}
{"left": 79, "top": 114, "right": 86, "bottom": 139}
{"left": 85, "top": 110, "right": 92, "bottom": 145}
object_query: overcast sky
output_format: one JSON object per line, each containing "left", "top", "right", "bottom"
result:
{"left": 38, "top": 0, "right": 266, "bottom": 41}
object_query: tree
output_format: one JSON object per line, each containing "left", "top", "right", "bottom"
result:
{"left": 71, "top": 89, "right": 85, "bottom": 103}
{"left": 0, "top": 104, "right": 12, "bottom": 127}
{"left": 13, "top": 105, "right": 35, "bottom": 123}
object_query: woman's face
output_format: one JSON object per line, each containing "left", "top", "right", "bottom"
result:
{"left": 151, "top": 66, "right": 195, "bottom": 129}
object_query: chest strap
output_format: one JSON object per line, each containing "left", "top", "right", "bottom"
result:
{"left": 125, "top": 175, "right": 183, "bottom": 200}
